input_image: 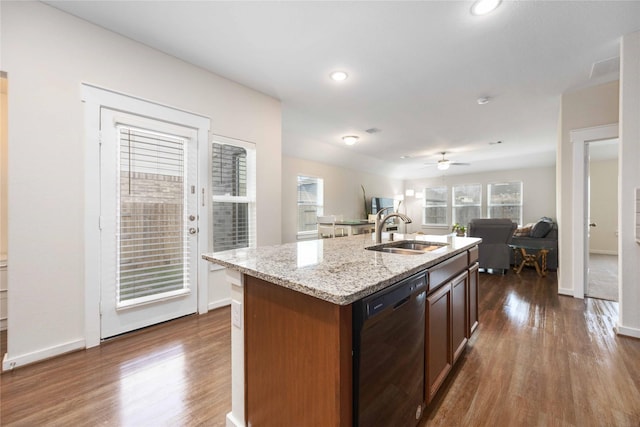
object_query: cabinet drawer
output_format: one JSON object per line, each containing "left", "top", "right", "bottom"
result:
{"left": 427, "top": 252, "right": 467, "bottom": 293}
{"left": 468, "top": 246, "right": 479, "bottom": 264}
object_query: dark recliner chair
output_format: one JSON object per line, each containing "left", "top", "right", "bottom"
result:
{"left": 468, "top": 218, "right": 517, "bottom": 274}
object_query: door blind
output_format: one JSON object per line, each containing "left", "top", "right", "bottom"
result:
{"left": 117, "top": 126, "right": 189, "bottom": 304}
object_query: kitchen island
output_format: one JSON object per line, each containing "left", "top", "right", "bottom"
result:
{"left": 202, "top": 233, "right": 481, "bottom": 427}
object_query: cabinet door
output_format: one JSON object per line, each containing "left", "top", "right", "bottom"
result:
{"left": 426, "top": 283, "right": 451, "bottom": 404}
{"left": 451, "top": 272, "right": 468, "bottom": 363}
{"left": 467, "top": 262, "right": 480, "bottom": 337}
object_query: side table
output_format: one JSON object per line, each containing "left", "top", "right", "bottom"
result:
{"left": 509, "top": 244, "right": 551, "bottom": 277}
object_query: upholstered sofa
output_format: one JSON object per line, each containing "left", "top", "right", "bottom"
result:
{"left": 510, "top": 218, "right": 558, "bottom": 270}
{"left": 468, "top": 218, "right": 517, "bottom": 274}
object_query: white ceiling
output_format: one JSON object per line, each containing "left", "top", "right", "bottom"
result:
{"left": 46, "top": 1, "right": 640, "bottom": 179}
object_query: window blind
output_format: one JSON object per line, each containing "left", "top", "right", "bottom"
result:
{"left": 117, "top": 127, "right": 189, "bottom": 303}
{"left": 211, "top": 142, "right": 256, "bottom": 252}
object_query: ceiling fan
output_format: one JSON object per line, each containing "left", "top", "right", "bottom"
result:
{"left": 425, "top": 152, "right": 471, "bottom": 170}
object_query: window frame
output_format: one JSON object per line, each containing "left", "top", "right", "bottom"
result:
{"left": 296, "top": 175, "right": 324, "bottom": 238}
{"left": 210, "top": 136, "right": 256, "bottom": 254}
{"left": 422, "top": 185, "right": 449, "bottom": 226}
{"left": 451, "top": 183, "right": 483, "bottom": 227}
{"left": 487, "top": 181, "right": 523, "bottom": 226}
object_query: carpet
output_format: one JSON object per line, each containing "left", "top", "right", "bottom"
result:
{"left": 586, "top": 253, "right": 618, "bottom": 301}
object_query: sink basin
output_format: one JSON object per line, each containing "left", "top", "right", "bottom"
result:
{"left": 366, "top": 240, "right": 449, "bottom": 255}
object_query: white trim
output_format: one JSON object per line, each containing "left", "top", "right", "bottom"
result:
{"left": 226, "top": 412, "right": 244, "bottom": 427}
{"left": 569, "top": 124, "right": 618, "bottom": 299}
{"left": 227, "top": 269, "right": 246, "bottom": 427}
{"left": 589, "top": 250, "right": 618, "bottom": 256}
{"left": 82, "top": 83, "right": 211, "bottom": 345}
{"left": 615, "top": 325, "right": 640, "bottom": 339}
{"left": 208, "top": 298, "right": 231, "bottom": 311}
{"left": 2, "top": 339, "right": 85, "bottom": 371}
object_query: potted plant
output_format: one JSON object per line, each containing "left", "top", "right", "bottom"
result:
{"left": 452, "top": 223, "right": 466, "bottom": 237}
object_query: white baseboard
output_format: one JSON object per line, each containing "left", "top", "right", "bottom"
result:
{"left": 226, "top": 411, "right": 244, "bottom": 427}
{"left": 616, "top": 325, "right": 640, "bottom": 339}
{"left": 558, "top": 287, "right": 575, "bottom": 297}
{"left": 2, "top": 338, "right": 85, "bottom": 371}
{"left": 208, "top": 298, "right": 231, "bottom": 312}
{"left": 589, "top": 250, "right": 618, "bottom": 256}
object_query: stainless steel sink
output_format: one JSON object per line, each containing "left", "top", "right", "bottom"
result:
{"left": 366, "top": 240, "right": 449, "bottom": 255}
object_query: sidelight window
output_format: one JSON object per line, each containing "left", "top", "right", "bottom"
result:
{"left": 211, "top": 138, "right": 256, "bottom": 252}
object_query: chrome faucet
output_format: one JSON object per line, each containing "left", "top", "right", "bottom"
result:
{"left": 374, "top": 207, "right": 413, "bottom": 244}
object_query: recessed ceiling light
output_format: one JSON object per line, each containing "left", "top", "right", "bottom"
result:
{"left": 470, "top": 0, "right": 501, "bottom": 16}
{"left": 477, "top": 96, "right": 490, "bottom": 105}
{"left": 330, "top": 71, "right": 348, "bottom": 81}
{"left": 400, "top": 155, "right": 411, "bottom": 159}
{"left": 342, "top": 135, "right": 359, "bottom": 145}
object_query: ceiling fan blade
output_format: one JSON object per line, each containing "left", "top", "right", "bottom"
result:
{"left": 450, "top": 162, "right": 470, "bottom": 166}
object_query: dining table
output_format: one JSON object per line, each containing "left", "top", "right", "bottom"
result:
{"left": 322, "top": 219, "right": 375, "bottom": 236}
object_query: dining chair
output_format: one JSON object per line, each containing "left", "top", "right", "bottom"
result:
{"left": 317, "top": 215, "right": 347, "bottom": 238}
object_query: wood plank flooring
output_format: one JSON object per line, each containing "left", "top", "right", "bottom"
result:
{"left": 2, "top": 269, "right": 639, "bottom": 426}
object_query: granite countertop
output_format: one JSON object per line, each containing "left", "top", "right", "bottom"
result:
{"left": 202, "top": 233, "right": 481, "bottom": 305}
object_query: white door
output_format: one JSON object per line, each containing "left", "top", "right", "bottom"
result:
{"left": 99, "top": 108, "right": 199, "bottom": 338}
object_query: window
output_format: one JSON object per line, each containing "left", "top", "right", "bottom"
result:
{"left": 297, "top": 175, "right": 324, "bottom": 236}
{"left": 488, "top": 181, "right": 523, "bottom": 225}
{"left": 211, "top": 138, "right": 256, "bottom": 252}
{"left": 452, "top": 184, "right": 482, "bottom": 228}
{"left": 423, "top": 186, "right": 448, "bottom": 225}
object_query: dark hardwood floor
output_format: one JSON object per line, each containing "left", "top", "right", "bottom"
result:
{"left": 2, "top": 269, "right": 639, "bottom": 426}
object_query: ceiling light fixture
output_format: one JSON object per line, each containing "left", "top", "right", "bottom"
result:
{"left": 342, "top": 135, "right": 359, "bottom": 145}
{"left": 330, "top": 71, "right": 348, "bottom": 81}
{"left": 477, "top": 96, "right": 490, "bottom": 105}
{"left": 437, "top": 159, "right": 451, "bottom": 170}
{"left": 470, "top": 0, "right": 501, "bottom": 16}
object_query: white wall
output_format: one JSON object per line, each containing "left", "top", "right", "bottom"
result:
{"left": 1, "top": 2, "right": 281, "bottom": 366}
{"left": 589, "top": 159, "right": 618, "bottom": 254}
{"left": 403, "top": 166, "right": 557, "bottom": 234}
{"left": 558, "top": 82, "right": 619, "bottom": 297}
{"left": 281, "top": 156, "right": 403, "bottom": 243}
{"left": 618, "top": 31, "right": 640, "bottom": 338}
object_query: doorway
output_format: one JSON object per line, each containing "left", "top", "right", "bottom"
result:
{"left": 82, "top": 84, "right": 210, "bottom": 346}
{"left": 569, "top": 123, "right": 619, "bottom": 300}
{"left": 586, "top": 139, "right": 619, "bottom": 301}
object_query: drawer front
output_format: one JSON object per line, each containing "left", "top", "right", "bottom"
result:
{"left": 428, "top": 252, "right": 467, "bottom": 293}
{"left": 468, "top": 246, "right": 479, "bottom": 264}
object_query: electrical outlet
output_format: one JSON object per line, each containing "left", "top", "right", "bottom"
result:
{"left": 232, "top": 300, "right": 242, "bottom": 329}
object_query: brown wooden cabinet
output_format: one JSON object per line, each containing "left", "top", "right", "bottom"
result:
{"left": 468, "top": 262, "right": 479, "bottom": 337}
{"left": 451, "top": 271, "right": 468, "bottom": 363}
{"left": 241, "top": 245, "right": 480, "bottom": 425}
{"left": 425, "top": 250, "right": 478, "bottom": 405}
{"left": 425, "top": 282, "right": 452, "bottom": 404}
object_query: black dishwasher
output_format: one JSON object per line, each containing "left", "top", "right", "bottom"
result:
{"left": 353, "top": 271, "right": 427, "bottom": 427}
